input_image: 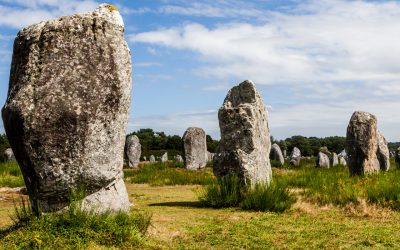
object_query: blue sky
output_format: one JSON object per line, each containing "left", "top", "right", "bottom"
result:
{"left": 1, "top": 0, "right": 400, "bottom": 141}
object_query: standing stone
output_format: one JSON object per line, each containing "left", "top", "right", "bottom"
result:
{"left": 338, "top": 149, "right": 347, "bottom": 159}
{"left": 316, "top": 152, "right": 330, "bottom": 168}
{"left": 377, "top": 130, "right": 390, "bottom": 171}
{"left": 124, "top": 135, "right": 141, "bottom": 168}
{"left": 182, "top": 127, "right": 207, "bottom": 170}
{"left": 396, "top": 147, "right": 400, "bottom": 167}
{"left": 213, "top": 80, "right": 272, "bottom": 185}
{"left": 346, "top": 111, "right": 380, "bottom": 175}
{"left": 270, "top": 143, "right": 284, "bottom": 166}
{"left": 3, "top": 148, "right": 15, "bottom": 161}
{"left": 332, "top": 153, "right": 339, "bottom": 167}
{"left": 143, "top": 156, "right": 147, "bottom": 161}
{"left": 174, "top": 155, "right": 183, "bottom": 162}
{"left": 290, "top": 147, "right": 301, "bottom": 166}
{"left": 150, "top": 155, "right": 156, "bottom": 163}
{"left": 339, "top": 156, "right": 347, "bottom": 166}
{"left": 1, "top": 4, "right": 131, "bottom": 213}
{"left": 161, "top": 152, "right": 168, "bottom": 162}
{"left": 206, "top": 151, "right": 213, "bottom": 162}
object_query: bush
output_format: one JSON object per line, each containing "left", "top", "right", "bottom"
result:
{"left": 1, "top": 196, "right": 151, "bottom": 249}
{"left": 199, "top": 175, "right": 296, "bottom": 212}
{"left": 125, "top": 162, "right": 215, "bottom": 186}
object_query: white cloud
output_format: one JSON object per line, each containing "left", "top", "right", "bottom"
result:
{"left": 0, "top": 0, "right": 99, "bottom": 29}
{"left": 130, "top": 0, "right": 400, "bottom": 85}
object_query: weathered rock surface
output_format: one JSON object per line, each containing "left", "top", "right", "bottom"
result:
{"left": 316, "top": 152, "right": 330, "bottom": 168}
{"left": 377, "top": 130, "right": 390, "bottom": 171}
{"left": 150, "top": 155, "right": 156, "bottom": 163}
{"left": 270, "top": 143, "right": 284, "bottom": 166}
{"left": 290, "top": 147, "right": 301, "bottom": 166}
{"left": 124, "top": 135, "right": 141, "bottom": 168}
{"left": 339, "top": 156, "right": 347, "bottom": 166}
{"left": 3, "top": 148, "right": 15, "bottom": 161}
{"left": 1, "top": 4, "right": 131, "bottom": 213}
{"left": 183, "top": 127, "right": 207, "bottom": 170}
{"left": 338, "top": 149, "right": 347, "bottom": 159}
{"left": 346, "top": 111, "right": 380, "bottom": 175}
{"left": 161, "top": 152, "right": 168, "bottom": 162}
{"left": 213, "top": 80, "right": 272, "bottom": 185}
{"left": 332, "top": 153, "right": 339, "bottom": 167}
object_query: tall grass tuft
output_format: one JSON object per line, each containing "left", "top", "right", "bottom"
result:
{"left": 199, "top": 175, "right": 295, "bottom": 212}
{"left": 366, "top": 170, "right": 400, "bottom": 210}
{"left": 1, "top": 190, "right": 151, "bottom": 249}
{"left": 241, "top": 181, "right": 296, "bottom": 212}
{"left": 199, "top": 175, "right": 244, "bottom": 208}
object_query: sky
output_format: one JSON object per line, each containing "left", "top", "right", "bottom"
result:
{"left": 0, "top": 0, "right": 399, "bottom": 141}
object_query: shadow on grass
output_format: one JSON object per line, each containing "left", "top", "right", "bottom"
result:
{"left": 148, "top": 201, "right": 203, "bottom": 208}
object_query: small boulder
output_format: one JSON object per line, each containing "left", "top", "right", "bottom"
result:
{"left": 289, "top": 147, "right": 301, "bottom": 166}
{"left": 150, "top": 155, "right": 156, "bottom": 163}
{"left": 332, "top": 153, "right": 339, "bottom": 167}
{"left": 161, "top": 152, "right": 168, "bottom": 162}
{"left": 3, "top": 148, "right": 15, "bottom": 161}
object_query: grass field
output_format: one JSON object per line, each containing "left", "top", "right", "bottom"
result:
{"left": 1, "top": 159, "right": 400, "bottom": 249}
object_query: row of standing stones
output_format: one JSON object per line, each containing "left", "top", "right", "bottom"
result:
{"left": 1, "top": 4, "right": 399, "bottom": 213}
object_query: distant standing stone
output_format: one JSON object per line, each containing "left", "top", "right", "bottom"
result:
{"left": 207, "top": 151, "right": 213, "bottom": 162}
{"left": 150, "top": 155, "right": 156, "bottom": 163}
{"left": 270, "top": 143, "right": 284, "bottom": 166}
{"left": 183, "top": 127, "right": 207, "bottom": 170}
{"left": 346, "top": 111, "right": 380, "bottom": 175}
{"left": 377, "top": 130, "right": 390, "bottom": 171}
{"left": 396, "top": 147, "right": 400, "bottom": 167}
{"left": 332, "top": 153, "right": 339, "bottom": 167}
{"left": 124, "top": 135, "right": 141, "bottom": 168}
{"left": 175, "top": 155, "right": 183, "bottom": 162}
{"left": 316, "top": 152, "right": 330, "bottom": 168}
{"left": 1, "top": 4, "right": 131, "bottom": 213}
{"left": 290, "top": 147, "right": 301, "bottom": 166}
{"left": 213, "top": 80, "right": 272, "bottom": 185}
{"left": 3, "top": 148, "right": 15, "bottom": 161}
{"left": 339, "top": 156, "right": 347, "bottom": 166}
{"left": 161, "top": 152, "right": 168, "bottom": 162}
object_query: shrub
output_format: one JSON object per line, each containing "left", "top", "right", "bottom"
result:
{"left": 126, "top": 162, "right": 215, "bottom": 186}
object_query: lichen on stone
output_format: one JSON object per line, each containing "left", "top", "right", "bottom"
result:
{"left": 105, "top": 4, "right": 118, "bottom": 12}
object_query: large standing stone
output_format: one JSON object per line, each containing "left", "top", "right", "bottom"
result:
{"left": 182, "top": 127, "right": 207, "bottom": 170}
{"left": 346, "top": 111, "right": 380, "bottom": 175}
{"left": 1, "top": 4, "right": 131, "bottom": 213}
{"left": 3, "top": 148, "right": 15, "bottom": 161}
{"left": 270, "top": 143, "right": 284, "bottom": 166}
{"left": 316, "top": 152, "right": 330, "bottom": 168}
{"left": 213, "top": 80, "right": 272, "bottom": 185}
{"left": 290, "top": 147, "right": 301, "bottom": 166}
{"left": 377, "top": 130, "right": 390, "bottom": 171}
{"left": 124, "top": 135, "right": 141, "bottom": 168}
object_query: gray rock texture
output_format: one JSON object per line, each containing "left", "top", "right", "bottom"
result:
{"left": 377, "top": 130, "right": 390, "bottom": 171}
{"left": 339, "top": 156, "right": 347, "bottom": 166}
{"left": 270, "top": 143, "right": 284, "bottom": 166}
{"left": 174, "top": 155, "right": 183, "bottom": 162}
{"left": 150, "top": 155, "right": 156, "bottom": 163}
{"left": 290, "top": 147, "right": 301, "bottom": 166}
{"left": 396, "top": 147, "right": 400, "bottom": 167}
{"left": 4, "top": 148, "right": 15, "bottom": 161}
{"left": 1, "top": 4, "right": 131, "bottom": 213}
{"left": 124, "top": 135, "right": 141, "bottom": 168}
{"left": 332, "top": 153, "right": 339, "bottom": 167}
{"left": 183, "top": 127, "right": 207, "bottom": 170}
{"left": 346, "top": 111, "right": 380, "bottom": 175}
{"left": 161, "top": 152, "right": 168, "bottom": 162}
{"left": 316, "top": 152, "right": 330, "bottom": 168}
{"left": 213, "top": 80, "right": 272, "bottom": 185}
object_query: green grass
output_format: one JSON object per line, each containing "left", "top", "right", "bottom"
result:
{"left": 0, "top": 196, "right": 151, "bottom": 249}
{"left": 199, "top": 175, "right": 296, "bottom": 212}
{"left": 0, "top": 161, "right": 24, "bottom": 188}
{"left": 125, "top": 162, "right": 215, "bottom": 186}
